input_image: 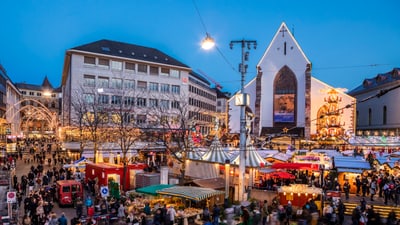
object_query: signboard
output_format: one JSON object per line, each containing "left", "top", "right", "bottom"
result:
{"left": 100, "top": 186, "right": 109, "bottom": 198}
{"left": 7, "top": 192, "right": 16, "bottom": 203}
{"left": 274, "top": 94, "right": 295, "bottom": 122}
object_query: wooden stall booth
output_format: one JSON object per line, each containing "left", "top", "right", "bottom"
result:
{"left": 277, "top": 184, "right": 323, "bottom": 209}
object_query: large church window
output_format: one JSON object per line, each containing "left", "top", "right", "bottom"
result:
{"left": 273, "top": 66, "right": 297, "bottom": 123}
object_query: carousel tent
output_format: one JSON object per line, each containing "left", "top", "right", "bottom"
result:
{"left": 231, "top": 143, "right": 271, "bottom": 167}
{"left": 201, "top": 137, "right": 231, "bottom": 164}
{"left": 156, "top": 186, "right": 224, "bottom": 201}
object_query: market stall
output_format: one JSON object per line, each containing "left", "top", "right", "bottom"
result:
{"left": 277, "top": 184, "right": 323, "bottom": 209}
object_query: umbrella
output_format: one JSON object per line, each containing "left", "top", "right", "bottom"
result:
{"left": 268, "top": 171, "right": 295, "bottom": 179}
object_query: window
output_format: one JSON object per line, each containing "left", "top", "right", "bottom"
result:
{"left": 149, "top": 82, "right": 159, "bottom": 92}
{"left": 83, "top": 94, "right": 94, "bottom": 104}
{"left": 383, "top": 106, "right": 387, "bottom": 125}
{"left": 171, "top": 101, "right": 180, "bottom": 109}
{"left": 137, "top": 98, "right": 146, "bottom": 107}
{"left": 125, "top": 62, "right": 136, "bottom": 71}
{"left": 111, "top": 95, "right": 122, "bottom": 105}
{"left": 51, "top": 94, "right": 56, "bottom": 98}
{"left": 171, "top": 85, "right": 180, "bottom": 94}
{"left": 137, "top": 81, "right": 147, "bottom": 91}
{"left": 84, "top": 56, "right": 96, "bottom": 65}
{"left": 160, "top": 68, "right": 170, "bottom": 76}
{"left": 21, "top": 91, "right": 26, "bottom": 95}
{"left": 124, "top": 97, "right": 135, "bottom": 106}
{"left": 98, "top": 58, "right": 109, "bottom": 67}
{"left": 137, "top": 114, "right": 146, "bottom": 124}
{"left": 149, "top": 99, "right": 158, "bottom": 107}
{"left": 111, "top": 61, "right": 123, "bottom": 70}
{"left": 37, "top": 92, "right": 42, "bottom": 96}
{"left": 170, "top": 69, "right": 180, "bottom": 78}
{"left": 138, "top": 64, "right": 148, "bottom": 73}
{"left": 98, "top": 94, "right": 109, "bottom": 104}
{"left": 150, "top": 66, "right": 159, "bottom": 75}
{"left": 98, "top": 77, "right": 109, "bottom": 88}
{"left": 29, "top": 92, "right": 34, "bottom": 96}
{"left": 99, "top": 112, "right": 109, "bottom": 123}
{"left": 160, "top": 100, "right": 169, "bottom": 109}
{"left": 124, "top": 79, "right": 135, "bottom": 89}
{"left": 368, "top": 108, "right": 372, "bottom": 126}
{"left": 160, "top": 84, "right": 170, "bottom": 93}
{"left": 84, "top": 75, "right": 96, "bottom": 87}
{"left": 123, "top": 114, "right": 134, "bottom": 123}
{"left": 111, "top": 113, "right": 121, "bottom": 123}
{"left": 111, "top": 78, "right": 123, "bottom": 89}
{"left": 62, "top": 186, "right": 71, "bottom": 193}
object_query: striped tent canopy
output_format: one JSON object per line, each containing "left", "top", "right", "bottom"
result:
{"left": 201, "top": 138, "right": 230, "bottom": 164}
{"left": 232, "top": 137, "right": 271, "bottom": 168}
{"left": 157, "top": 186, "right": 224, "bottom": 201}
{"left": 187, "top": 149, "right": 203, "bottom": 160}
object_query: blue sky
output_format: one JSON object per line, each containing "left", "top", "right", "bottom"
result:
{"left": 0, "top": 0, "right": 399, "bottom": 93}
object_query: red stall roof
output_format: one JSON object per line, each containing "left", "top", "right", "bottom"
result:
{"left": 271, "top": 162, "right": 320, "bottom": 171}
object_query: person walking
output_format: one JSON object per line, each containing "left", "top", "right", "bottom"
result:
{"left": 337, "top": 199, "right": 345, "bottom": 225}
{"left": 212, "top": 204, "right": 221, "bottom": 225}
{"left": 355, "top": 176, "right": 361, "bottom": 196}
{"left": 167, "top": 205, "right": 176, "bottom": 225}
{"left": 343, "top": 180, "right": 350, "bottom": 200}
{"left": 370, "top": 178, "right": 377, "bottom": 201}
{"left": 58, "top": 212, "right": 68, "bottom": 225}
{"left": 261, "top": 200, "right": 270, "bottom": 225}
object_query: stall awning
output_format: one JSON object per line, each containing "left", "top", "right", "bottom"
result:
{"left": 336, "top": 168, "right": 365, "bottom": 173}
{"left": 192, "top": 178, "right": 225, "bottom": 189}
{"left": 136, "top": 184, "right": 174, "bottom": 196}
{"left": 271, "top": 162, "right": 319, "bottom": 171}
{"left": 157, "top": 186, "right": 224, "bottom": 201}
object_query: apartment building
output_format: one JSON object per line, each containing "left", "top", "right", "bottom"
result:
{"left": 61, "top": 39, "right": 217, "bottom": 139}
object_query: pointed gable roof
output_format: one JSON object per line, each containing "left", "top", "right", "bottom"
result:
{"left": 41, "top": 76, "right": 53, "bottom": 90}
{"left": 257, "top": 22, "right": 311, "bottom": 68}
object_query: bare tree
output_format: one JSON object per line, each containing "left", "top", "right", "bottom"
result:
{"left": 147, "top": 90, "right": 202, "bottom": 184}
{"left": 70, "top": 87, "right": 109, "bottom": 162}
{"left": 107, "top": 86, "right": 146, "bottom": 191}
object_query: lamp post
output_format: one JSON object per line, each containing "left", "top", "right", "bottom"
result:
{"left": 230, "top": 39, "right": 257, "bottom": 201}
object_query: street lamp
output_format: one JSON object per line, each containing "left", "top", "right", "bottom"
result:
{"left": 201, "top": 33, "right": 215, "bottom": 50}
{"left": 230, "top": 39, "right": 257, "bottom": 202}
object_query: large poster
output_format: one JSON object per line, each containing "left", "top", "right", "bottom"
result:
{"left": 274, "top": 94, "right": 295, "bottom": 122}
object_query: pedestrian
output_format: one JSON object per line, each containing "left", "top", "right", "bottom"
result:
{"left": 58, "top": 212, "right": 68, "bottom": 225}
{"left": 240, "top": 206, "right": 250, "bottom": 225}
{"left": 261, "top": 200, "right": 270, "bottom": 225}
{"left": 370, "top": 178, "right": 377, "bottom": 201}
{"left": 167, "top": 205, "right": 176, "bottom": 225}
{"left": 355, "top": 176, "right": 361, "bottom": 196}
{"left": 212, "top": 204, "right": 220, "bottom": 225}
{"left": 285, "top": 201, "right": 293, "bottom": 225}
{"left": 337, "top": 199, "right": 345, "bottom": 225}
{"left": 343, "top": 180, "right": 350, "bottom": 200}
{"left": 153, "top": 209, "right": 163, "bottom": 225}
{"left": 118, "top": 203, "right": 126, "bottom": 219}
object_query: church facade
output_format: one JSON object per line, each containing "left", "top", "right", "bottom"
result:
{"left": 228, "top": 23, "right": 356, "bottom": 145}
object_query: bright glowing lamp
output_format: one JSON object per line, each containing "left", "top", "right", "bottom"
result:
{"left": 201, "top": 34, "right": 215, "bottom": 50}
